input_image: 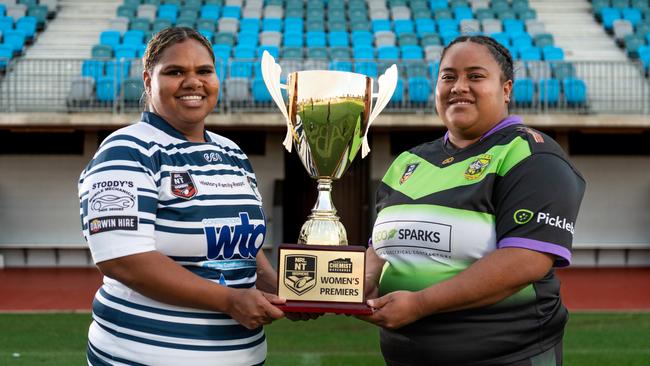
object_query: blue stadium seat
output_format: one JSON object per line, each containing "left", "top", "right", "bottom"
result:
{"left": 453, "top": 6, "right": 473, "bottom": 21}
{"left": 543, "top": 46, "right": 564, "bottom": 61}
{"left": 222, "top": 6, "right": 241, "bottom": 19}
{"left": 114, "top": 44, "right": 138, "bottom": 59}
{"left": 96, "top": 76, "right": 118, "bottom": 102}
{"left": 378, "top": 45, "right": 400, "bottom": 59}
{"left": 408, "top": 76, "right": 431, "bottom": 103}
{"left": 4, "top": 30, "right": 26, "bottom": 53}
{"left": 622, "top": 7, "right": 642, "bottom": 26}
{"left": 538, "top": 78, "right": 560, "bottom": 105}
{"left": 520, "top": 47, "right": 542, "bottom": 61}
{"left": 329, "top": 31, "right": 349, "bottom": 47}
{"left": 230, "top": 60, "right": 253, "bottom": 78}
{"left": 263, "top": 18, "right": 282, "bottom": 32}
{"left": 285, "top": 18, "right": 303, "bottom": 33}
{"left": 329, "top": 60, "right": 353, "bottom": 72}
{"left": 307, "top": 46, "right": 328, "bottom": 59}
{"left": 372, "top": 19, "right": 391, "bottom": 33}
{"left": 551, "top": 62, "right": 576, "bottom": 80}
{"left": 429, "top": 0, "right": 448, "bottom": 10}
{"left": 402, "top": 45, "right": 423, "bottom": 60}
{"left": 0, "top": 44, "right": 13, "bottom": 69}
{"left": 100, "top": 30, "right": 121, "bottom": 48}
{"left": 491, "top": 32, "right": 510, "bottom": 47}
{"left": 15, "top": 16, "right": 36, "bottom": 39}
{"left": 601, "top": 7, "right": 621, "bottom": 31}
{"left": 81, "top": 59, "right": 105, "bottom": 80}
{"left": 503, "top": 19, "right": 525, "bottom": 35}
{"left": 394, "top": 19, "right": 415, "bottom": 35}
{"left": 233, "top": 45, "right": 255, "bottom": 59}
{"left": 351, "top": 31, "right": 373, "bottom": 47}
{"left": 355, "top": 61, "right": 378, "bottom": 77}
{"left": 513, "top": 77, "right": 534, "bottom": 105}
{"left": 158, "top": 4, "right": 178, "bottom": 23}
{"left": 639, "top": 45, "right": 650, "bottom": 72}
{"left": 415, "top": 18, "right": 436, "bottom": 37}
{"left": 237, "top": 33, "right": 257, "bottom": 47}
{"left": 200, "top": 4, "right": 220, "bottom": 21}
{"left": 123, "top": 30, "right": 145, "bottom": 46}
{"left": 353, "top": 45, "right": 374, "bottom": 60}
{"left": 330, "top": 46, "right": 351, "bottom": 59}
{"left": 240, "top": 18, "right": 260, "bottom": 33}
{"left": 283, "top": 31, "right": 303, "bottom": 47}
{"left": 391, "top": 78, "right": 404, "bottom": 103}
{"left": 307, "top": 31, "right": 326, "bottom": 47}
{"left": 0, "top": 16, "right": 13, "bottom": 33}
{"left": 563, "top": 77, "right": 587, "bottom": 106}
{"left": 213, "top": 44, "right": 231, "bottom": 62}
{"left": 252, "top": 77, "right": 272, "bottom": 103}
{"left": 105, "top": 59, "right": 131, "bottom": 82}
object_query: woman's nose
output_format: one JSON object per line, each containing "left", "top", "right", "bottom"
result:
{"left": 450, "top": 77, "right": 469, "bottom": 94}
{"left": 182, "top": 74, "right": 202, "bottom": 89}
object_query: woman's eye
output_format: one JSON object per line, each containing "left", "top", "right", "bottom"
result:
{"left": 199, "top": 69, "right": 214, "bottom": 75}
{"left": 440, "top": 74, "right": 455, "bottom": 80}
{"left": 469, "top": 74, "right": 484, "bottom": 80}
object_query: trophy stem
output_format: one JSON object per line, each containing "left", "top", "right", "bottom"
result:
{"left": 297, "top": 178, "right": 348, "bottom": 246}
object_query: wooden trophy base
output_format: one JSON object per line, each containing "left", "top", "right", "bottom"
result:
{"left": 278, "top": 300, "right": 373, "bottom": 315}
{"left": 277, "top": 244, "right": 371, "bottom": 315}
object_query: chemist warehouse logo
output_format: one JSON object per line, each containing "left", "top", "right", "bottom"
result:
{"left": 514, "top": 209, "right": 575, "bottom": 235}
{"left": 203, "top": 213, "right": 266, "bottom": 260}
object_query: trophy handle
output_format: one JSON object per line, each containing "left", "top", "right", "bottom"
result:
{"left": 362, "top": 64, "right": 398, "bottom": 158}
{"left": 261, "top": 51, "right": 294, "bottom": 153}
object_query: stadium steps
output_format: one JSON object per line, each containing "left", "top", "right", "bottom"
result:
{"left": 530, "top": 0, "right": 626, "bottom": 62}
{"left": 0, "top": 0, "right": 118, "bottom": 111}
{"left": 531, "top": 0, "right": 649, "bottom": 114}
{"left": 25, "top": 0, "right": 118, "bottom": 59}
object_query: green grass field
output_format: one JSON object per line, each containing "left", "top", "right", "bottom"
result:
{"left": 0, "top": 312, "right": 648, "bottom": 365}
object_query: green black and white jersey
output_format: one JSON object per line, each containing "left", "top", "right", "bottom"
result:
{"left": 372, "top": 115, "right": 585, "bottom": 365}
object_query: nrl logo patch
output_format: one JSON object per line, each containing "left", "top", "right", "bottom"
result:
{"left": 399, "top": 163, "right": 419, "bottom": 185}
{"left": 464, "top": 154, "right": 492, "bottom": 180}
{"left": 170, "top": 171, "right": 197, "bottom": 199}
{"left": 284, "top": 255, "right": 317, "bottom": 296}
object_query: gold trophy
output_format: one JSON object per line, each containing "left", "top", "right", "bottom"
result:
{"left": 261, "top": 51, "right": 397, "bottom": 314}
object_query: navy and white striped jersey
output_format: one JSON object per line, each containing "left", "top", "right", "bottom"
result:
{"left": 79, "top": 112, "right": 268, "bottom": 366}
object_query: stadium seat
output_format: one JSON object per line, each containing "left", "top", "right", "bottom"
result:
{"left": 307, "top": 46, "right": 328, "bottom": 59}
{"left": 329, "top": 60, "right": 353, "bottom": 72}
{"left": 257, "top": 45, "right": 279, "bottom": 59}
{"left": 15, "top": 15, "right": 35, "bottom": 40}
{"left": 122, "top": 77, "right": 144, "bottom": 103}
{"left": 513, "top": 77, "right": 534, "bottom": 105}
{"left": 4, "top": 29, "right": 25, "bottom": 54}
{"left": 353, "top": 45, "right": 374, "bottom": 59}
{"left": 563, "top": 77, "right": 587, "bottom": 106}
{"left": 538, "top": 78, "right": 560, "bottom": 105}
{"left": 105, "top": 59, "right": 130, "bottom": 82}
{"left": 543, "top": 46, "right": 565, "bottom": 61}
{"left": 251, "top": 77, "right": 272, "bottom": 102}
{"left": 0, "top": 43, "right": 13, "bottom": 69}
{"left": 114, "top": 44, "right": 137, "bottom": 59}
{"left": 402, "top": 45, "right": 423, "bottom": 60}
{"left": 96, "top": 76, "right": 117, "bottom": 102}
{"left": 355, "top": 61, "right": 378, "bottom": 77}
{"left": 407, "top": 76, "right": 431, "bottom": 103}
{"left": 390, "top": 78, "right": 404, "bottom": 103}
{"left": 351, "top": 31, "right": 373, "bottom": 47}
{"left": 66, "top": 77, "right": 95, "bottom": 108}
{"left": 378, "top": 45, "right": 399, "bottom": 59}
{"left": 225, "top": 77, "right": 250, "bottom": 104}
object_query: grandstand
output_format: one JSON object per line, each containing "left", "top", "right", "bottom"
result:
{"left": 0, "top": 0, "right": 648, "bottom": 269}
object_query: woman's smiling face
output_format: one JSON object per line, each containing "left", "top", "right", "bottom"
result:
{"left": 435, "top": 41, "right": 512, "bottom": 143}
{"left": 144, "top": 38, "right": 219, "bottom": 137}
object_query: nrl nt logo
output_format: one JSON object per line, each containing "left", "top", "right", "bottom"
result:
{"left": 284, "top": 255, "right": 317, "bottom": 296}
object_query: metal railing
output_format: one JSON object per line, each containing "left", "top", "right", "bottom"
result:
{"left": 0, "top": 58, "right": 648, "bottom": 115}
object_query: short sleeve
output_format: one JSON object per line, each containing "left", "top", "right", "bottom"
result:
{"left": 494, "top": 153, "right": 585, "bottom": 267}
{"left": 78, "top": 137, "right": 158, "bottom": 264}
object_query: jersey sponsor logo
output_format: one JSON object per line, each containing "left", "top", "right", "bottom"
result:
{"left": 536, "top": 212, "right": 575, "bottom": 235}
{"left": 91, "top": 180, "right": 134, "bottom": 190}
{"left": 373, "top": 220, "right": 452, "bottom": 253}
{"left": 88, "top": 181, "right": 137, "bottom": 213}
{"left": 464, "top": 154, "right": 492, "bottom": 180}
{"left": 170, "top": 171, "right": 197, "bottom": 199}
{"left": 514, "top": 209, "right": 575, "bottom": 235}
{"left": 203, "top": 212, "right": 266, "bottom": 260}
{"left": 203, "top": 152, "right": 222, "bottom": 163}
{"left": 513, "top": 209, "right": 534, "bottom": 224}
{"left": 284, "top": 255, "right": 317, "bottom": 296}
{"left": 441, "top": 156, "right": 454, "bottom": 165}
{"left": 328, "top": 258, "right": 353, "bottom": 273}
{"left": 247, "top": 176, "right": 261, "bottom": 200}
{"left": 89, "top": 215, "right": 137, "bottom": 235}
{"left": 399, "top": 163, "right": 419, "bottom": 184}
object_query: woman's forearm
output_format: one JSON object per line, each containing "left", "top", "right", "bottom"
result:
{"left": 97, "top": 250, "right": 233, "bottom": 312}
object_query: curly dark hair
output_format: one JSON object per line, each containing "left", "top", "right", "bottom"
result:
{"left": 439, "top": 35, "right": 514, "bottom": 83}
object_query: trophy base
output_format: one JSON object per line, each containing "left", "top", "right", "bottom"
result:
{"left": 277, "top": 244, "right": 369, "bottom": 315}
{"left": 278, "top": 300, "right": 373, "bottom": 315}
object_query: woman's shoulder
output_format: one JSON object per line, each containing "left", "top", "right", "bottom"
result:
{"left": 205, "top": 130, "right": 246, "bottom": 154}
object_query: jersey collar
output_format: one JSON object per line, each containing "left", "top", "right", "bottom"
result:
{"left": 443, "top": 115, "right": 524, "bottom": 145}
{"left": 141, "top": 112, "right": 211, "bottom": 143}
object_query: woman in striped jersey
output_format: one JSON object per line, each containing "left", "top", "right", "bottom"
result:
{"left": 79, "top": 27, "right": 285, "bottom": 365}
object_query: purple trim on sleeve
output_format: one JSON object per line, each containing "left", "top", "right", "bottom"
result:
{"left": 444, "top": 115, "right": 523, "bottom": 144}
{"left": 367, "top": 238, "right": 373, "bottom": 248}
{"left": 498, "top": 237, "right": 571, "bottom": 267}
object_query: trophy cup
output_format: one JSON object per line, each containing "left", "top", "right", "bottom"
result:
{"left": 261, "top": 51, "right": 397, "bottom": 314}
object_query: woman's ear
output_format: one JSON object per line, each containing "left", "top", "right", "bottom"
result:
{"left": 503, "top": 79, "right": 513, "bottom": 104}
{"left": 143, "top": 69, "right": 151, "bottom": 96}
